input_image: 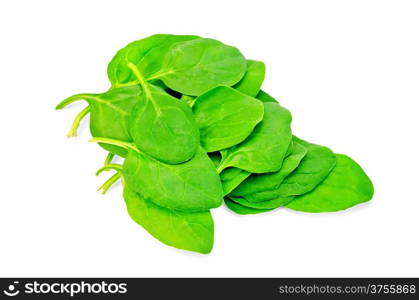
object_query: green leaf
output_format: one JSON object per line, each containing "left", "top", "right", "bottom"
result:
{"left": 230, "top": 137, "right": 307, "bottom": 198}
{"left": 256, "top": 90, "right": 278, "bottom": 103}
{"left": 219, "top": 168, "right": 251, "bottom": 196}
{"left": 192, "top": 86, "right": 264, "bottom": 152}
{"left": 224, "top": 198, "right": 273, "bottom": 215}
{"left": 218, "top": 102, "right": 292, "bottom": 173}
{"left": 286, "top": 154, "right": 374, "bottom": 212}
{"left": 285, "top": 140, "right": 294, "bottom": 156}
{"left": 122, "top": 148, "right": 223, "bottom": 212}
{"left": 128, "top": 83, "right": 199, "bottom": 164}
{"left": 229, "top": 195, "right": 294, "bottom": 209}
{"left": 124, "top": 186, "right": 213, "bottom": 254}
{"left": 233, "top": 60, "right": 266, "bottom": 97}
{"left": 56, "top": 85, "right": 142, "bottom": 157}
{"left": 108, "top": 34, "right": 199, "bottom": 87}
{"left": 243, "top": 137, "right": 336, "bottom": 202}
{"left": 209, "top": 152, "right": 250, "bottom": 195}
{"left": 151, "top": 38, "right": 247, "bottom": 95}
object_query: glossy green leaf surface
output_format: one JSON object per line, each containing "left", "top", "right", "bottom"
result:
{"left": 108, "top": 34, "right": 199, "bottom": 87}
{"left": 285, "top": 140, "right": 294, "bottom": 157}
{"left": 243, "top": 137, "right": 336, "bottom": 202}
{"left": 209, "top": 152, "right": 250, "bottom": 195}
{"left": 230, "top": 137, "right": 307, "bottom": 198}
{"left": 218, "top": 102, "right": 292, "bottom": 173}
{"left": 219, "top": 168, "right": 251, "bottom": 196}
{"left": 233, "top": 60, "right": 266, "bottom": 97}
{"left": 129, "top": 83, "right": 199, "bottom": 164}
{"left": 56, "top": 85, "right": 142, "bottom": 157}
{"left": 286, "top": 154, "right": 374, "bottom": 212}
{"left": 192, "top": 86, "right": 264, "bottom": 152}
{"left": 153, "top": 38, "right": 247, "bottom": 95}
{"left": 124, "top": 186, "right": 213, "bottom": 254}
{"left": 224, "top": 198, "right": 273, "bottom": 215}
{"left": 122, "top": 148, "right": 223, "bottom": 212}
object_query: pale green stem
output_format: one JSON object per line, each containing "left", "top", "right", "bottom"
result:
{"left": 126, "top": 62, "right": 151, "bottom": 98}
{"left": 98, "top": 173, "right": 122, "bottom": 195}
{"left": 90, "top": 137, "right": 139, "bottom": 153}
{"left": 216, "top": 157, "right": 231, "bottom": 174}
{"left": 216, "top": 164, "right": 225, "bottom": 174}
{"left": 55, "top": 93, "right": 94, "bottom": 110}
{"left": 146, "top": 70, "right": 174, "bottom": 81}
{"left": 96, "top": 164, "right": 123, "bottom": 176}
{"left": 113, "top": 81, "right": 141, "bottom": 89}
{"left": 104, "top": 152, "right": 115, "bottom": 166}
{"left": 126, "top": 62, "right": 162, "bottom": 116}
{"left": 66, "top": 106, "right": 90, "bottom": 137}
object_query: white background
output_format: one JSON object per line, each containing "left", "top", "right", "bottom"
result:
{"left": 0, "top": 0, "right": 418, "bottom": 277}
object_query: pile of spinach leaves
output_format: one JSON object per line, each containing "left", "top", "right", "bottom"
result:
{"left": 56, "top": 34, "right": 374, "bottom": 254}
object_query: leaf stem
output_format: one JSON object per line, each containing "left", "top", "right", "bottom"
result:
{"left": 90, "top": 137, "right": 139, "bottom": 153}
{"left": 216, "top": 163, "right": 225, "bottom": 174}
{"left": 146, "top": 70, "right": 174, "bottom": 81}
{"left": 97, "top": 173, "right": 122, "bottom": 195}
{"left": 96, "top": 164, "right": 123, "bottom": 176}
{"left": 216, "top": 156, "right": 230, "bottom": 174}
{"left": 66, "top": 106, "right": 90, "bottom": 137}
{"left": 126, "top": 62, "right": 151, "bottom": 98}
{"left": 55, "top": 93, "right": 93, "bottom": 110}
{"left": 113, "top": 81, "right": 141, "bottom": 89}
{"left": 104, "top": 152, "right": 115, "bottom": 165}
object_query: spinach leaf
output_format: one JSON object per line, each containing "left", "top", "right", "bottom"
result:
{"left": 243, "top": 137, "right": 336, "bottom": 202}
{"left": 127, "top": 83, "right": 199, "bottom": 164}
{"left": 121, "top": 146, "right": 223, "bottom": 212}
{"left": 256, "top": 90, "right": 278, "bottom": 103}
{"left": 124, "top": 185, "right": 213, "bottom": 254}
{"left": 233, "top": 60, "right": 266, "bottom": 97}
{"left": 224, "top": 198, "right": 273, "bottom": 215}
{"left": 56, "top": 85, "right": 142, "bottom": 157}
{"left": 208, "top": 153, "right": 250, "bottom": 195}
{"left": 285, "top": 140, "right": 294, "bottom": 157}
{"left": 192, "top": 86, "right": 264, "bottom": 152}
{"left": 108, "top": 34, "right": 199, "bottom": 88}
{"left": 230, "top": 137, "right": 307, "bottom": 198}
{"left": 229, "top": 195, "right": 294, "bottom": 210}
{"left": 149, "top": 38, "right": 247, "bottom": 95}
{"left": 219, "top": 168, "right": 251, "bottom": 196}
{"left": 286, "top": 154, "right": 374, "bottom": 212}
{"left": 218, "top": 102, "right": 292, "bottom": 173}
{"left": 58, "top": 34, "right": 375, "bottom": 253}
{"left": 109, "top": 34, "right": 248, "bottom": 95}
